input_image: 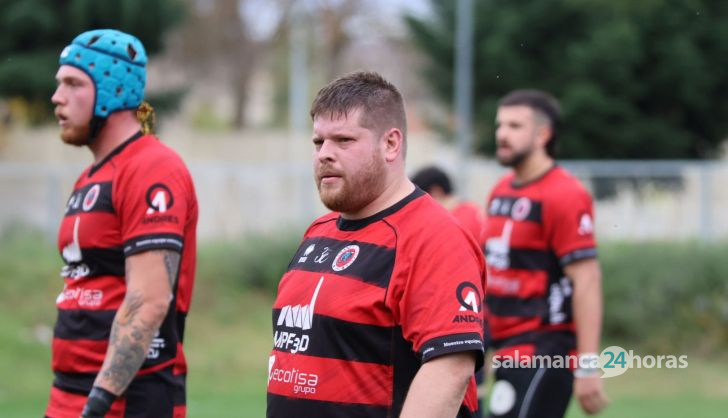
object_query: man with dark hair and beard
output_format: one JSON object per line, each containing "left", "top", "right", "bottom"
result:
{"left": 266, "top": 71, "right": 487, "bottom": 418}
{"left": 47, "top": 29, "right": 198, "bottom": 418}
{"left": 482, "top": 90, "right": 608, "bottom": 418}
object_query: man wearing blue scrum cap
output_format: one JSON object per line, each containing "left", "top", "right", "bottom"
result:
{"left": 46, "top": 29, "right": 198, "bottom": 418}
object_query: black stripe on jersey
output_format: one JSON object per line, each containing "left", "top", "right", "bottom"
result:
{"left": 486, "top": 196, "right": 543, "bottom": 223}
{"left": 485, "top": 295, "right": 548, "bottom": 318}
{"left": 54, "top": 309, "right": 116, "bottom": 340}
{"left": 61, "top": 247, "right": 125, "bottom": 279}
{"left": 124, "top": 233, "right": 184, "bottom": 256}
{"left": 289, "top": 238, "right": 394, "bottom": 289}
{"left": 492, "top": 330, "right": 576, "bottom": 354}
{"left": 487, "top": 248, "right": 559, "bottom": 272}
{"left": 53, "top": 371, "right": 96, "bottom": 395}
{"left": 272, "top": 311, "right": 392, "bottom": 365}
{"left": 420, "top": 332, "right": 484, "bottom": 371}
{"left": 559, "top": 247, "right": 598, "bottom": 266}
{"left": 267, "top": 393, "right": 389, "bottom": 418}
{"left": 64, "top": 182, "right": 114, "bottom": 215}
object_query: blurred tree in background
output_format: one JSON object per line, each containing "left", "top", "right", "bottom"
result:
{"left": 0, "top": 0, "right": 185, "bottom": 123}
{"left": 407, "top": 0, "right": 728, "bottom": 159}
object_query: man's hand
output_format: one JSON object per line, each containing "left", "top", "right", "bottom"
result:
{"left": 574, "top": 375, "right": 609, "bottom": 415}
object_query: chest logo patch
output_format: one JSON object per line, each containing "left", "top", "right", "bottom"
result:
{"left": 332, "top": 245, "right": 359, "bottom": 272}
{"left": 82, "top": 184, "right": 100, "bottom": 211}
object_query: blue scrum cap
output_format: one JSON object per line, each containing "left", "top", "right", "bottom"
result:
{"left": 59, "top": 29, "right": 147, "bottom": 118}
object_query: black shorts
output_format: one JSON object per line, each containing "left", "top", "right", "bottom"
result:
{"left": 487, "top": 366, "right": 572, "bottom": 418}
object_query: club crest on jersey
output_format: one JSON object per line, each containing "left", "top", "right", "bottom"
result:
{"left": 146, "top": 183, "right": 174, "bottom": 214}
{"left": 511, "top": 197, "right": 532, "bottom": 221}
{"left": 332, "top": 245, "right": 359, "bottom": 272}
{"left": 82, "top": 184, "right": 100, "bottom": 211}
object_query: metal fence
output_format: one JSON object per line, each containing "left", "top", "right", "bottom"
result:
{"left": 0, "top": 160, "right": 725, "bottom": 243}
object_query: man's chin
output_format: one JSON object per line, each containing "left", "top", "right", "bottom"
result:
{"left": 60, "top": 128, "right": 89, "bottom": 147}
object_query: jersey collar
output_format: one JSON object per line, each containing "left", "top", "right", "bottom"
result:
{"left": 336, "top": 187, "right": 425, "bottom": 231}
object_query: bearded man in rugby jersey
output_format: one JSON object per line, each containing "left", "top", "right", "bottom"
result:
{"left": 267, "top": 71, "right": 487, "bottom": 418}
{"left": 46, "top": 29, "right": 198, "bottom": 418}
{"left": 483, "top": 90, "right": 608, "bottom": 417}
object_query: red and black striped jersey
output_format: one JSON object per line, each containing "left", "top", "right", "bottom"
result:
{"left": 267, "top": 188, "right": 486, "bottom": 418}
{"left": 51, "top": 132, "right": 198, "bottom": 398}
{"left": 483, "top": 166, "right": 596, "bottom": 358}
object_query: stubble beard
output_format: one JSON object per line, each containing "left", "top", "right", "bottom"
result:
{"left": 318, "top": 150, "right": 386, "bottom": 214}
{"left": 60, "top": 123, "right": 91, "bottom": 147}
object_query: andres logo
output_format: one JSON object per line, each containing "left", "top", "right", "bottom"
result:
{"left": 144, "top": 183, "right": 178, "bottom": 224}
{"left": 146, "top": 183, "right": 174, "bottom": 214}
{"left": 453, "top": 282, "right": 483, "bottom": 324}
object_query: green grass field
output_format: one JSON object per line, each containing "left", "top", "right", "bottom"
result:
{"left": 2, "top": 289, "right": 727, "bottom": 417}
{"left": 1, "top": 230, "right": 727, "bottom": 417}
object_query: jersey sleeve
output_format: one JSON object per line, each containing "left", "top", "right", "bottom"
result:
{"left": 114, "top": 151, "right": 192, "bottom": 257}
{"left": 544, "top": 184, "right": 597, "bottom": 266}
{"left": 392, "top": 216, "right": 486, "bottom": 368}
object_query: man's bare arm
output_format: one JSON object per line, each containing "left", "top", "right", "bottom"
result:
{"left": 400, "top": 351, "right": 476, "bottom": 418}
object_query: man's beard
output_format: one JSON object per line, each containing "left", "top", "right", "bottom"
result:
{"left": 60, "top": 123, "right": 91, "bottom": 147}
{"left": 317, "top": 151, "right": 386, "bottom": 215}
{"left": 497, "top": 143, "right": 533, "bottom": 168}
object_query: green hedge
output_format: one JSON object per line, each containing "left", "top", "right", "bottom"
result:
{"left": 2, "top": 226, "right": 726, "bottom": 354}
{"left": 600, "top": 241, "right": 728, "bottom": 354}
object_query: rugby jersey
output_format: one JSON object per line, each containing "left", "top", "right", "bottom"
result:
{"left": 49, "top": 132, "right": 198, "bottom": 406}
{"left": 267, "top": 188, "right": 486, "bottom": 418}
{"left": 483, "top": 166, "right": 596, "bottom": 359}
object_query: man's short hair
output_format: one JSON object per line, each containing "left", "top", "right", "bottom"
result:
{"left": 498, "top": 89, "right": 561, "bottom": 158}
{"left": 310, "top": 71, "right": 407, "bottom": 141}
{"left": 411, "top": 166, "right": 453, "bottom": 195}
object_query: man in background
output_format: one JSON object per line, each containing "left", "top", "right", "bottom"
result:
{"left": 483, "top": 90, "right": 608, "bottom": 417}
{"left": 411, "top": 165, "right": 484, "bottom": 245}
{"left": 47, "top": 29, "right": 198, "bottom": 418}
{"left": 267, "top": 71, "right": 486, "bottom": 418}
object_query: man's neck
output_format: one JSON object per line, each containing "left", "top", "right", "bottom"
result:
{"left": 88, "top": 112, "right": 143, "bottom": 165}
{"left": 513, "top": 153, "right": 554, "bottom": 185}
{"left": 342, "top": 171, "right": 415, "bottom": 220}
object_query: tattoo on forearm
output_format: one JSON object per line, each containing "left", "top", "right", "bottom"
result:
{"left": 161, "top": 250, "right": 180, "bottom": 289}
{"left": 100, "top": 289, "right": 157, "bottom": 394}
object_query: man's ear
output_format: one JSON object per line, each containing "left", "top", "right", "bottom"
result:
{"left": 382, "top": 128, "right": 404, "bottom": 162}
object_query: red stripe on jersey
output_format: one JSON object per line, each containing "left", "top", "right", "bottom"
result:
{"left": 493, "top": 344, "right": 536, "bottom": 361}
{"left": 173, "top": 342, "right": 188, "bottom": 375}
{"left": 52, "top": 338, "right": 107, "bottom": 373}
{"left": 55, "top": 276, "right": 126, "bottom": 311}
{"left": 488, "top": 316, "right": 542, "bottom": 341}
{"left": 274, "top": 271, "right": 396, "bottom": 327}
{"left": 46, "top": 386, "right": 127, "bottom": 418}
{"left": 268, "top": 351, "right": 392, "bottom": 407}
{"left": 486, "top": 269, "right": 547, "bottom": 298}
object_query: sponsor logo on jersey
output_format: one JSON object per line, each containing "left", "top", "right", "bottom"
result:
{"left": 56, "top": 285, "right": 103, "bottom": 307}
{"left": 453, "top": 281, "right": 482, "bottom": 324}
{"left": 82, "top": 184, "right": 100, "bottom": 211}
{"left": 578, "top": 213, "right": 594, "bottom": 235}
{"left": 147, "top": 330, "right": 166, "bottom": 359}
{"left": 61, "top": 216, "right": 91, "bottom": 279}
{"left": 332, "top": 245, "right": 359, "bottom": 272}
{"left": 275, "top": 277, "right": 324, "bottom": 354}
{"left": 268, "top": 363, "right": 319, "bottom": 396}
{"left": 298, "top": 244, "right": 316, "bottom": 263}
{"left": 511, "top": 197, "right": 532, "bottom": 221}
{"left": 486, "top": 220, "right": 513, "bottom": 270}
{"left": 313, "top": 247, "right": 331, "bottom": 263}
{"left": 146, "top": 183, "right": 174, "bottom": 215}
